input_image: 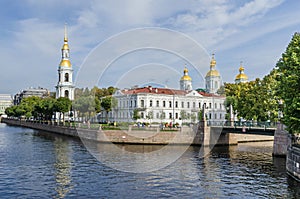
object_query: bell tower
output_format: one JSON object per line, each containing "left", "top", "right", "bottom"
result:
{"left": 56, "top": 24, "right": 75, "bottom": 100}
{"left": 205, "top": 54, "right": 221, "bottom": 94}
{"left": 180, "top": 65, "right": 192, "bottom": 91}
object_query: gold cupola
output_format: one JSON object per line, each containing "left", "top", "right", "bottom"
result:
{"left": 181, "top": 66, "right": 192, "bottom": 81}
{"left": 59, "top": 24, "right": 71, "bottom": 67}
{"left": 235, "top": 62, "right": 248, "bottom": 83}
{"left": 206, "top": 54, "right": 220, "bottom": 77}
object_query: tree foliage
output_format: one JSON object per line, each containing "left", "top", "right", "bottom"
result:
{"left": 275, "top": 32, "right": 300, "bottom": 134}
{"left": 225, "top": 73, "right": 278, "bottom": 122}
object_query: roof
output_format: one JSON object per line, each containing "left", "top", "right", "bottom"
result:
{"left": 119, "top": 86, "right": 224, "bottom": 98}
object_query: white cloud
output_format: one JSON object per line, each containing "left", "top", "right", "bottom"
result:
{"left": 1, "top": 0, "right": 300, "bottom": 94}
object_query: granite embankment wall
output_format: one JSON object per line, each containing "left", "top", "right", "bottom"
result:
{"left": 1, "top": 118, "right": 273, "bottom": 146}
{"left": 272, "top": 123, "right": 291, "bottom": 156}
{"left": 287, "top": 146, "right": 300, "bottom": 182}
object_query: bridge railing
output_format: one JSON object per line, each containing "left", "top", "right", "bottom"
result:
{"left": 207, "top": 121, "right": 277, "bottom": 129}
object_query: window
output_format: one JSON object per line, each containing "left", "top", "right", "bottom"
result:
{"left": 193, "top": 102, "right": 196, "bottom": 108}
{"left": 169, "top": 113, "right": 172, "bottom": 119}
{"left": 220, "top": 113, "right": 222, "bottom": 119}
{"left": 150, "top": 100, "right": 153, "bottom": 107}
{"left": 64, "top": 73, "right": 69, "bottom": 82}
{"left": 156, "top": 100, "right": 159, "bottom": 107}
{"left": 169, "top": 101, "right": 172, "bottom": 108}
{"left": 134, "top": 100, "right": 137, "bottom": 107}
{"left": 215, "top": 103, "right": 217, "bottom": 109}
{"left": 199, "top": 102, "right": 201, "bottom": 108}
{"left": 187, "top": 102, "right": 190, "bottom": 108}
{"left": 209, "top": 103, "right": 212, "bottom": 108}
{"left": 181, "top": 101, "right": 184, "bottom": 108}
{"left": 163, "top": 101, "right": 166, "bottom": 107}
{"left": 64, "top": 90, "right": 69, "bottom": 98}
{"left": 175, "top": 112, "right": 178, "bottom": 119}
{"left": 220, "top": 103, "right": 222, "bottom": 109}
{"left": 141, "top": 112, "right": 144, "bottom": 118}
{"left": 141, "top": 100, "right": 144, "bottom": 107}
{"left": 175, "top": 101, "right": 178, "bottom": 108}
{"left": 209, "top": 113, "right": 211, "bottom": 119}
{"left": 156, "top": 112, "right": 159, "bottom": 119}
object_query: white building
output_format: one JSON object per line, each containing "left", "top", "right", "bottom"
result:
{"left": 56, "top": 25, "right": 75, "bottom": 100}
{"left": 109, "top": 56, "right": 226, "bottom": 125}
{"left": 0, "top": 94, "right": 13, "bottom": 115}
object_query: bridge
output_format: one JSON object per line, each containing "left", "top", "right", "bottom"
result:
{"left": 221, "top": 126, "right": 276, "bottom": 136}
{"left": 207, "top": 121, "right": 277, "bottom": 136}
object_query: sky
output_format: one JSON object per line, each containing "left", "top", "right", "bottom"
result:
{"left": 1, "top": 0, "right": 300, "bottom": 94}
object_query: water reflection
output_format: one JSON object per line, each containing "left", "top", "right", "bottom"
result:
{"left": 1, "top": 123, "right": 300, "bottom": 198}
{"left": 53, "top": 138, "right": 73, "bottom": 198}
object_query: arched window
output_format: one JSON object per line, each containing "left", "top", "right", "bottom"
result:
{"left": 64, "top": 73, "right": 69, "bottom": 82}
{"left": 65, "top": 90, "right": 69, "bottom": 98}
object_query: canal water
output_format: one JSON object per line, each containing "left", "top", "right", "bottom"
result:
{"left": 0, "top": 123, "right": 299, "bottom": 198}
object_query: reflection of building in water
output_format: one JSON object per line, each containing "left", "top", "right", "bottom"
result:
{"left": 109, "top": 55, "right": 226, "bottom": 124}
{"left": 53, "top": 138, "right": 73, "bottom": 198}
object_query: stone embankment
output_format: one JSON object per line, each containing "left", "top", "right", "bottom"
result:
{"left": 287, "top": 146, "right": 300, "bottom": 182}
{"left": 2, "top": 118, "right": 273, "bottom": 146}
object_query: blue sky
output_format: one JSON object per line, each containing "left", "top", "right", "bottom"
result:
{"left": 1, "top": 0, "right": 300, "bottom": 94}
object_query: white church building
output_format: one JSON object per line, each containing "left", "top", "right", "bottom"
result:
{"left": 110, "top": 55, "right": 226, "bottom": 125}
{"left": 55, "top": 25, "right": 75, "bottom": 101}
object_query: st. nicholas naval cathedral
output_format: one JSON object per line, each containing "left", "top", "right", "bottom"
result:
{"left": 54, "top": 26, "right": 248, "bottom": 124}
{"left": 55, "top": 25, "right": 75, "bottom": 101}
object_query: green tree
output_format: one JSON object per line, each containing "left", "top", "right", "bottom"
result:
{"left": 54, "top": 97, "right": 72, "bottom": 122}
{"left": 275, "top": 32, "right": 300, "bottom": 134}
{"left": 132, "top": 109, "right": 141, "bottom": 121}
{"left": 101, "top": 96, "right": 117, "bottom": 122}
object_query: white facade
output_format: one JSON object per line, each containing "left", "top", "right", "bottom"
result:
{"left": 102, "top": 59, "right": 226, "bottom": 125}
{"left": 0, "top": 94, "right": 12, "bottom": 115}
{"left": 56, "top": 25, "right": 75, "bottom": 100}
{"left": 111, "top": 87, "right": 226, "bottom": 125}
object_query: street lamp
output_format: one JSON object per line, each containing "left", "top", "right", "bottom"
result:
{"left": 278, "top": 99, "right": 283, "bottom": 120}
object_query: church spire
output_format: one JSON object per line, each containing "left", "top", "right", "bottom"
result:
{"left": 60, "top": 24, "right": 71, "bottom": 67}
{"left": 64, "top": 23, "right": 68, "bottom": 42}
{"left": 210, "top": 53, "right": 216, "bottom": 69}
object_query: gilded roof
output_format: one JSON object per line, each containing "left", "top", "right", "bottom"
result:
{"left": 59, "top": 59, "right": 71, "bottom": 67}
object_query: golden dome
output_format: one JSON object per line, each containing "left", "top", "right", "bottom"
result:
{"left": 239, "top": 66, "right": 244, "bottom": 72}
{"left": 59, "top": 59, "right": 71, "bottom": 67}
{"left": 235, "top": 62, "right": 248, "bottom": 81}
{"left": 181, "top": 67, "right": 192, "bottom": 81}
{"left": 235, "top": 73, "right": 248, "bottom": 80}
{"left": 62, "top": 43, "right": 69, "bottom": 50}
{"left": 206, "top": 70, "right": 220, "bottom": 77}
{"left": 181, "top": 75, "right": 192, "bottom": 81}
{"left": 210, "top": 58, "right": 216, "bottom": 67}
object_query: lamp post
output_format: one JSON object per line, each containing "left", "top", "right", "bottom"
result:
{"left": 278, "top": 99, "right": 283, "bottom": 120}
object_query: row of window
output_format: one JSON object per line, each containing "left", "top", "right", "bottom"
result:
{"left": 119, "top": 99, "right": 224, "bottom": 110}
{"left": 114, "top": 111, "right": 224, "bottom": 120}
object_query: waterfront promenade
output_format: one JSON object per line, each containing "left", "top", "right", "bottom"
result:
{"left": 1, "top": 118, "right": 274, "bottom": 146}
